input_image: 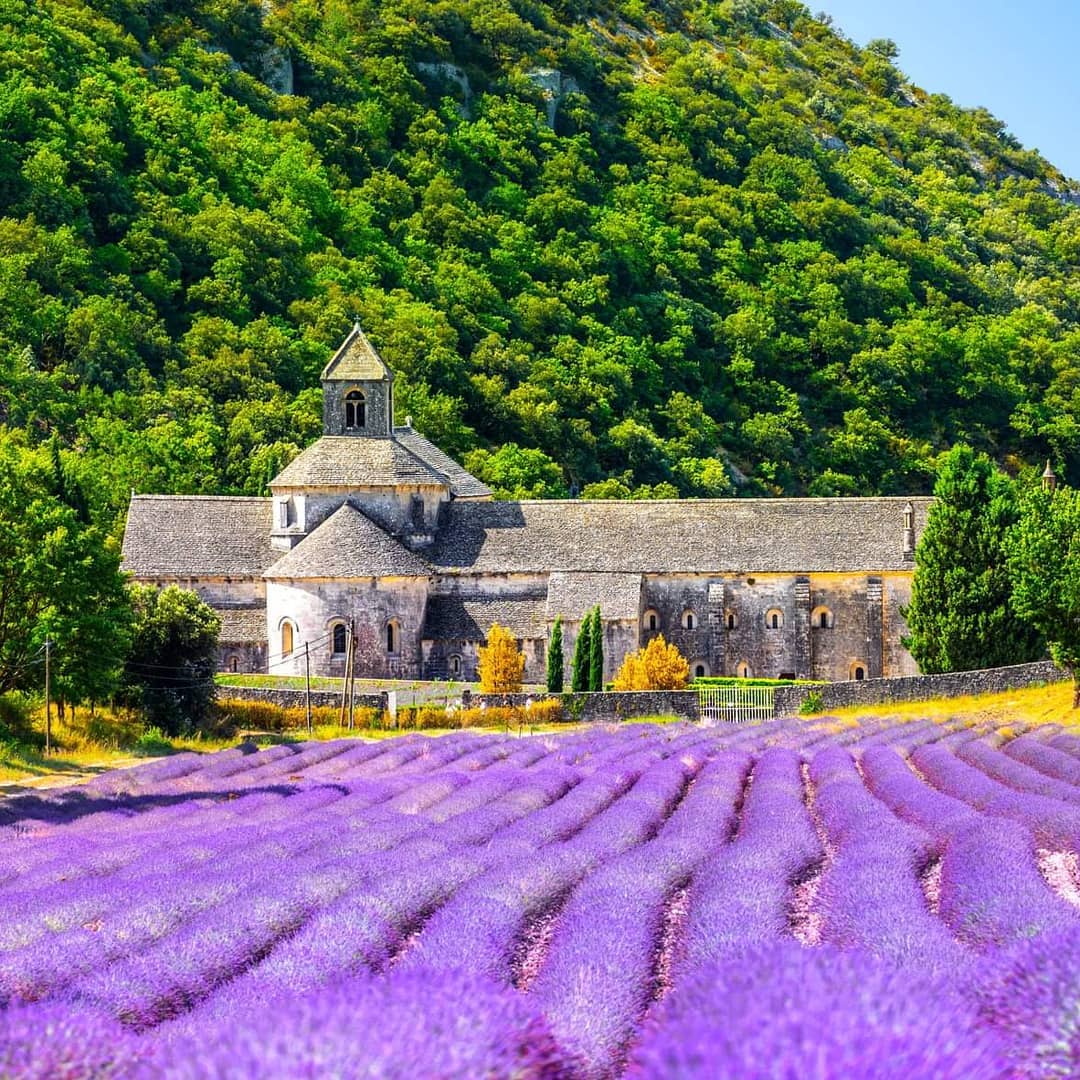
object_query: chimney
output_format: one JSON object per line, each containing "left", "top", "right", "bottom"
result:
{"left": 902, "top": 502, "right": 915, "bottom": 561}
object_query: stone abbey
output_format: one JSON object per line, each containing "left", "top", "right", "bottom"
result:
{"left": 122, "top": 327, "right": 929, "bottom": 685}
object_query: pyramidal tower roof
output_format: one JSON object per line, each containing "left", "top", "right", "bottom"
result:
{"left": 321, "top": 323, "right": 392, "bottom": 382}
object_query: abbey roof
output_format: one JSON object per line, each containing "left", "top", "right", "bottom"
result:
{"left": 121, "top": 496, "right": 279, "bottom": 578}
{"left": 269, "top": 436, "right": 449, "bottom": 489}
{"left": 123, "top": 493, "right": 931, "bottom": 582}
{"left": 423, "top": 594, "right": 548, "bottom": 642}
{"left": 217, "top": 606, "right": 268, "bottom": 643}
{"left": 268, "top": 428, "right": 491, "bottom": 496}
{"left": 428, "top": 497, "right": 932, "bottom": 575}
{"left": 392, "top": 426, "right": 491, "bottom": 498}
{"left": 546, "top": 572, "right": 643, "bottom": 621}
{"left": 264, "top": 504, "right": 431, "bottom": 579}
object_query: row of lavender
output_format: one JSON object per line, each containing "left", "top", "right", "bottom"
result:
{"left": 2, "top": 716, "right": 1080, "bottom": 1077}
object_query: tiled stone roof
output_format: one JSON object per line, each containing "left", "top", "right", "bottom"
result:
{"left": 423, "top": 594, "right": 548, "bottom": 642}
{"left": 320, "top": 324, "right": 391, "bottom": 382}
{"left": 392, "top": 426, "right": 491, "bottom": 498}
{"left": 264, "top": 504, "right": 431, "bottom": 579}
{"left": 217, "top": 607, "right": 267, "bottom": 643}
{"left": 546, "top": 572, "right": 643, "bottom": 622}
{"left": 122, "top": 496, "right": 279, "bottom": 578}
{"left": 429, "top": 498, "right": 933, "bottom": 575}
{"left": 270, "top": 437, "right": 448, "bottom": 489}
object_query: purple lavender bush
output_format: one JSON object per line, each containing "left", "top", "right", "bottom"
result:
{"left": 152, "top": 969, "right": 566, "bottom": 1079}
{"left": 628, "top": 941, "right": 1007, "bottom": 1079}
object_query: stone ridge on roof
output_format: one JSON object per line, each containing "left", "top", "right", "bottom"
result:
{"left": 423, "top": 594, "right": 548, "bottom": 642}
{"left": 264, "top": 504, "right": 431, "bottom": 579}
{"left": 546, "top": 572, "right": 643, "bottom": 621}
{"left": 429, "top": 497, "right": 934, "bottom": 575}
{"left": 121, "top": 495, "right": 279, "bottom": 578}
{"left": 270, "top": 436, "right": 449, "bottom": 489}
{"left": 320, "top": 324, "right": 391, "bottom": 382}
{"left": 392, "top": 426, "right": 491, "bottom": 498}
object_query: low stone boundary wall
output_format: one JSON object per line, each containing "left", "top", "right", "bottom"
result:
{"left": 774, "top": 660, "right": 1065, "bottom": 717}
{"left": 217, "top": 685, "right": 700, "bottom": 723}
{"left": 216, "top": 686, "right": 386, "bottom": 712}
{"left": 465, "top": 690, "right": 700, "bottom": 723}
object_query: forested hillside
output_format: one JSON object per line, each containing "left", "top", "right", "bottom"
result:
{"left": 3, "top": 0, "right": 1080, "bottom": 518}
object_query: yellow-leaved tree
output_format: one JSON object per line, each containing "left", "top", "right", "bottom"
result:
{"left": 612, "top": 635, "right": 690, "bottom": 691}
{"left": 478, "top": 623, "right": 525, "bottom": 692}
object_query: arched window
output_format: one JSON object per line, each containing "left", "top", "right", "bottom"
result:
{"left": 643, "top": 610, "right": 659, "bottom": 632}
{"left": 345, "top": 390, "right": 366, "bottom": 429}
{"left": 228, "top": 655, "right": 239, "bottom": 674}
{"left": 386, "top": 619, "right": 399, "bottom": 654}
{"left": 766, "top": 609, "right": 784, "bottom": 630}
{"left": 281, "top": 621, "right": 295, "bottom": 658}
{"left": 682, "top": 610, "right": 696, "bottom": 630}
{"left": 812, "top": 606, "right": 834, "bottom": 630}
{"left": 727, "top": 612, "right": 737, "bottom": 631}
{"left": 449, "top": 654, "right": 461, "bottom": 677}
{"left": 693, "top": 662, "right": 708, "bottom": 678}
{"left": 331, "top": 623, "right": 348, "bottom": 656}
{"left": 736, "top": 661, "right": 752, "bottom": 679}
{"left": 851, "top": 662, "right": 866, "bottom": 681}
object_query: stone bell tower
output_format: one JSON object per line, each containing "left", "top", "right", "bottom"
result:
{"left": 321, "top": 323, "right": 394, "bottom": 436}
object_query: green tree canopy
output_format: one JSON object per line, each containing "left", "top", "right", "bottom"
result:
{"left": 120, "top": 585, "right": 221, "bottom": 734}
{"left": 0, "top": 433, "right": 131, "bottom": 703}
{"left": 1007, "top": 479, "right": 1080, "bottom": 705}
{"left": 0, "top": 0, "right": 1079, "bottom": 520}
{"left": 903, "top": 446, "right": 1042, "bottom": 674}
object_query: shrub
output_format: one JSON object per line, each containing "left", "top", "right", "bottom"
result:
{"left": 478, "top": 624, "right": 525, "bottom": 693}
{"left": 613, "top": 635, "right": 690, "bottom": 691}
{"left": 213, "top": 698, "right": 379, "bottom": 733}
{"left": 799, "top": 691, "right": 825, "bottom": 716}
{"left": 0, "top": 692, "right": 38, "bottom": 747}
{"left": 133, "top": 727, "right": 173, "bottom": 757}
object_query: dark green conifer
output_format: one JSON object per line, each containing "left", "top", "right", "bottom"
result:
{"left": 546, "top": 615, "right": 564, "bottom": 692}
{"left": 904, "top": 445, "right": 1041, "bottom": 673}
{"left": 589, "top": 607, "right": 604, "bottom": 691}
{"left": 571, "top": 613, "right": 591, "bottom": 692}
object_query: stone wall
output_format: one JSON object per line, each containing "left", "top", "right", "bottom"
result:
{"left": 217, "top": 686, "right": 386, "bottom": 712}
{"left": 465, "top": 689, "right": 700, "bottom": 723}
{"left": 774, "top": 660, "right": 1065, "bottom": 716}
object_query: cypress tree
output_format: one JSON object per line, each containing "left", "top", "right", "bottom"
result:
{"left": 589, "top": 607, "right": 604, "bottom": 691}
{"left": 904, "top": 445, "right": 1042, "bottom": 673}
{"left": 547, "top": 615, "right": 564, "bottom": 692}
{"left": 571, "top": 613, "right": 591, "bottom": 692}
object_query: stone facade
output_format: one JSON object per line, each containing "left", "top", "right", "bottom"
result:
{"left": 121, "top": 326, "right": 933, "bottom": 687}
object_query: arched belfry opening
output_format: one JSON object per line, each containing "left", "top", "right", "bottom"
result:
{"left": 344, "top": 389, "right": 366, "bottom": 430}
{"left": 321, "top": 323, "right": 394, "bottom": 436}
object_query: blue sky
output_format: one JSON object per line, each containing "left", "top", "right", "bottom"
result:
{"left": 819, "top": 1, "right": 1080, "bottom": 180}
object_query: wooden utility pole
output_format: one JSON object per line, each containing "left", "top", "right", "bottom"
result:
{"left": 338, "top": 625, "right": 352, "bottom": 728}
{"left": 348, "top": 623, "right": 357, "bottom": 731}
{"left": 304, "top": 641, "right": 312, "bottom": 735}
{"left": 44, "top": 639, "right": 51, "bottom": 755}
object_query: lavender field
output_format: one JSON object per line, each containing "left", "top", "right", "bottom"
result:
{"left": 2, "top": 718, "right": 1080, "bottom": 1078}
